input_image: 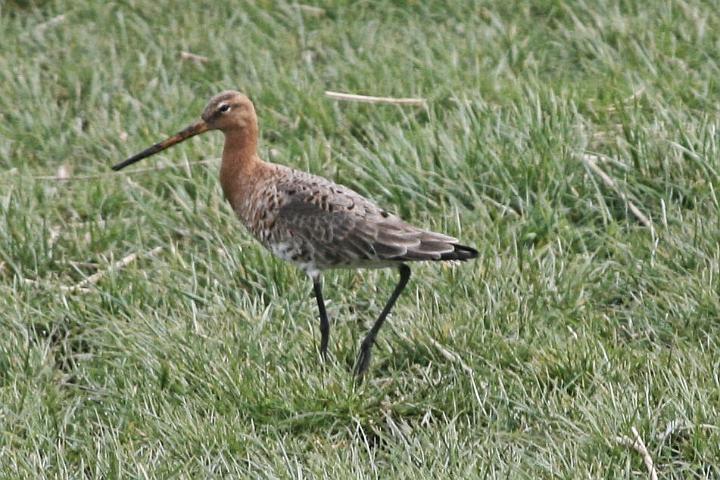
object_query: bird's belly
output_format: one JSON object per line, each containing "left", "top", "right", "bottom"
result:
{"left": 268, "top": 240, "right": 319, "bottom": 276}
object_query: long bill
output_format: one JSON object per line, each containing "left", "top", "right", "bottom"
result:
{"left": 112, "top": 120, "right": 210, "bottom": 171}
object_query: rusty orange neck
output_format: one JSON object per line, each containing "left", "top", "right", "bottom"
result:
{"left": 219, "top": 124, "right": 265, "bottom": 209}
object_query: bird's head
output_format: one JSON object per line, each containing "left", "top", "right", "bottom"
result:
{"left": 112, "top": 90, "right": 256, "bottom": 171}
{"left": 201, "top": 90, "right": 256, "bottom": 132}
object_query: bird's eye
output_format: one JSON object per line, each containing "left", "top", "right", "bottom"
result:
{"left": 219, "top": 104, "right": 231, "bottom": 113}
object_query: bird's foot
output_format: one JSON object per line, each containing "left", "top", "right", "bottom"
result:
{"left": 353, "top": 340, "right": 374, "bottom": 381}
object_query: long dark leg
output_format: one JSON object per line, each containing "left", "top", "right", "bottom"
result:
{"left": 313, "top": 276, "right": 330, "bottom": 361}
{"left": 354, "top": 264, "right": 411, "bottom": 378}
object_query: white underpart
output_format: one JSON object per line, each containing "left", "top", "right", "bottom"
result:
{"left": 270, "top": 241, "right": 319, "bottom": 276}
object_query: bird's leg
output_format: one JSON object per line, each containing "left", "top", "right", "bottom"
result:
{"left": 354, "top": 264, "right": 411, "bottom": 379}
{"left": 312, "top": 275, "right": 330, "bottom": 361}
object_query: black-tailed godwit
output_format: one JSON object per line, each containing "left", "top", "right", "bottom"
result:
{"left": 113, "top": 91, "right": 477, "bottom": 377}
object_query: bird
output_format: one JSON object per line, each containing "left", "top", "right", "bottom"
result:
{"left": 112, "top": 91, "right": 478, "bottom": 378}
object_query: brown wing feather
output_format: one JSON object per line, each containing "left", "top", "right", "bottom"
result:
{"left": 270, "top": 168, "right": 476, "bottom": 269}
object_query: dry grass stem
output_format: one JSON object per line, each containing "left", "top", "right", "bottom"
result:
{"left": 615, "top": 426, "right": 658, "bottom": 480}
{"left": 427, "top": 337, "right": 474, "bottom": 375}
{"left": 297, "top": 4, "right": 325, "bottom": 16}
{"left": 21, "top": 277, "right": 92, "bottom": 294}
{"left": 582, "top": 154, "right": 654, "bottom": 230}
{"left": 67, "top": 246, "right": 164, "bottom": 292}
{"left": 17, "top": 158, "right": 219, "bottom": 182}
{"left": 180, "top": 51, "right": 209, "bottom": 64}
{"left": 325, "top": 91, "right": 426, "bottom": 106}
{"left": 21, "top": 247, "right": 162, "bottom": 293}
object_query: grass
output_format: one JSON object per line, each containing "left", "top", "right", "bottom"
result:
{"left": 1, "top": 0, "right": 719, "bottom": 477}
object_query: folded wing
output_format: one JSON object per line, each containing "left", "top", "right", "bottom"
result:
{"left": 271, "top": 174, "right": 477, "bottom": 269}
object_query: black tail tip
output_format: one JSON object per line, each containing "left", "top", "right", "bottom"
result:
{"left": 441, "top": 244, "right": 478, "bottom": 261}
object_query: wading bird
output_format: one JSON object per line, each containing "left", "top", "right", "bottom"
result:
{"left": 113, "top": 91, "right": 477, "bottom": 377}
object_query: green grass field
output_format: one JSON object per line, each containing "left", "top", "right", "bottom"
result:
{"left": 2, "top": 0, "right": 719, "bottom": 477}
